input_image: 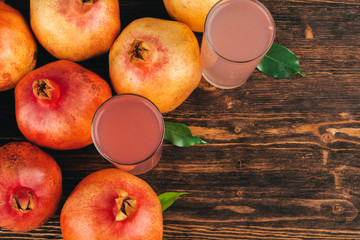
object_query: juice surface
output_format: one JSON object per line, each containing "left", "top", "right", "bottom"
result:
{"left": 92, "top": 95, "right": 163, "bottom": 165}
{"left": 206, "top": 0, "right": 274, "bottom": 62}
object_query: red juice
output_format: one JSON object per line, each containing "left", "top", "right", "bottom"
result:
{"left": 91, "top": 94, "right": 164, "bottom": 175}
{"left": 201, "top": 0, "right": 275, "bottom": 88}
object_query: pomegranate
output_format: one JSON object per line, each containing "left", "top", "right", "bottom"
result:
{"left": 60, "top": 168, "right": 163, "bottom": 240}
{"left": 0, "top": 2, "right": 37, "bottom": 91}
{"left": 0, "top": 141, "right": 62, "bottom": 232}
{"left": 15, "top": 60, "right": 112, "bottom": 150}
{"left": 30, "top": 0, "right": 120, "bottom": 61}
{"left": 109, "top": 17, "right": 202, "bottom": 113}
{"left": 163, "top": 0, "right": 218, "bottom": 32}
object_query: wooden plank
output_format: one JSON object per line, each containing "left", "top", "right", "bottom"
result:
{"left": 1, "top": 0, "right": 360, "bottom": 239}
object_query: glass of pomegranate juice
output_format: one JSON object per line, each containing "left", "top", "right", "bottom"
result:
{"left": 91, "top": 94, "right": 164, "bottom": 175}
{"left": 201, "top": 0, "right": 275, "bottom": 89}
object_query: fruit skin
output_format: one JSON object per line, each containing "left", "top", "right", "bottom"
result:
{"left": 109, "top": 17, "right": 202, "bottom": 113}
{"left": 30, "top": 0, "right": 120, "bottom": 61}
{"left": 15, "top": 60, "right": 112, "bottom": 150}
{"left": 0, "top": 2, "right": 37, "bottom": 91}
{"left": 60, "top": 168, "right": 163, "bottom": 240}
{"left": 0, "top": 141, "right": 62, "bottom": 232}
{"left": 163, "top": 0, "right": 218, "bottom": 32}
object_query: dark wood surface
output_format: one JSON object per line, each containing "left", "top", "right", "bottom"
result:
{"left": 1, "top": 0, "right": 360, "bottom": 239}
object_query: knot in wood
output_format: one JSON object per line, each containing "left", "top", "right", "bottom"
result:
{"left": 321, "top": 132, "right": 335, "bottom": 143}
{"left": 332, "top": 204, "right": 344, "bottom": 215}
{"left": 234, "top": 126, "right": 242, "bottom": 134}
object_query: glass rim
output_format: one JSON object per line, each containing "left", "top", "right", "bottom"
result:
{"left": 204, "top": 0, "right": 276, "bottom": 64}
{"left": 91, "top": 93, "right": 165, "bottom": 166}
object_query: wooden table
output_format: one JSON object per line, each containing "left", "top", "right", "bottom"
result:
{"left": 1, "top": 0, "right": 360, "bottom": 239}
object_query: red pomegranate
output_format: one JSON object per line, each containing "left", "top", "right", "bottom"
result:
{"left": 15, "top": 60, "right": 112, "bottom": 150}
{"left": 60, "top": 168, "right": 163, "bottom": 240}
{"left": 0, "top": 141, "right": 62, "bottom": 232}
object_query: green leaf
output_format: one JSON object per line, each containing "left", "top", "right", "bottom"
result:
{"left": 164, "top": 121, "right": 208, "bottom": 147}
{"left": 158, "top": 192, "right": 188, "bottom": 212}
{"left": 257, "top": 43, "right": 305, "bottom": 79}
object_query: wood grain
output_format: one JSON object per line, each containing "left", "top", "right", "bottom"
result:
{"left": 1, "top": 0, "right": 360, "bottom": 239}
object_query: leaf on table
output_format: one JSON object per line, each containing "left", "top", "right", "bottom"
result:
{"left": 158, "top": 192, "right": 188, "bottom": 212}
{"left": 257, "top": 43, "right": 305, "bottom": 79}
{"left": 164, "top": 121, "right": 208, "bottom": 147}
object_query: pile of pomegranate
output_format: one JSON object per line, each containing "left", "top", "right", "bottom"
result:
{"left": 0, "top": 0, "right": 213, "bottom": 238}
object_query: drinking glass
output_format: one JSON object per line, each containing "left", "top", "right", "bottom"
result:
{"left": 201, "top": 0, "right": 275, "bottom": 89}
{"left": 91, "top": 94, "right": 164, "bottom": 175}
